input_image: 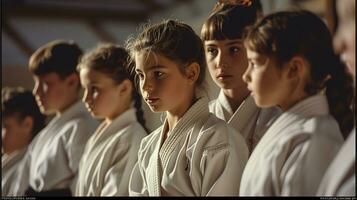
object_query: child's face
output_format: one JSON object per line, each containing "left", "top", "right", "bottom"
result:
{"left": 80, "top": 68, "right": 124, "bottom": 120}
{"left": 2, "top": 115, "right": 30, "bottom": 154}
{"left": 135, "top": 51, "right": 193, "bottom": 113}
{"left": 334, "top": 0, "right": 355, "bottom": 75}
{"left": 243, "top": 49, "right": 289, "bottom": 108}
{"left": 33, "top": 73, "right": 73, "bottom": 115}
{"left": 204, "top": 39, "right": 249, "bottom": 92}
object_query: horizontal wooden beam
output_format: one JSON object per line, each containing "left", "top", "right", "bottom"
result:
{"left": 3, "top": 20, "right": 34, "bottom": 57}
{"left": 87, "top": 20, "right": 117, "bottom": 43}
{"left": 3, "top": 4, "right": 149, "bottom": 22}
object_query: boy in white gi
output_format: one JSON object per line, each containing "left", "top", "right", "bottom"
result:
{"left": 15, "top": 40, "right": 100, "bottom": 196}
{"left": 2, "top": 87, "right": 46, "bottom": 196}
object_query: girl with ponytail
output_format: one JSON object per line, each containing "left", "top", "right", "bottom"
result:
{"left": 76, "top": 44, "right": 147, "bottom": 196}
{"left": 240, "top": 10, "right": 354, "bottom": 196}
{"left": 126, "top": 19, "right": 248, "bottom": 196}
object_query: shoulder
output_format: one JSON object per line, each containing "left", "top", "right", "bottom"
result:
{"left": 111, "top": 122, "right": 148, "bottom": 146}
{"left": 208, "top": 99, "right": 218, "bottom": 112}
{"left": 196, "top": 114, "right": 239, "bottom": 148}
{"left": 274, "top": 115, "right": 342, "bottom": 155}
{"left": 58, "top": 116, "right": 99, "bottom": 143}
{"left": 137, "top": 126, "right": 162, "bottom": 155}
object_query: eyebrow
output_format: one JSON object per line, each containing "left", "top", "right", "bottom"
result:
{"left": 135, "top": 65, "right": 167, "bottom": 73}
{"left": 205, "top": 40, "right": 243, "bottom": 47}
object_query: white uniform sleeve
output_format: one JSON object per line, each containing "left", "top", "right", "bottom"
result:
{"left": 66, "top": 120, "right": 95, "bottom": 173}
{"left": 279, "top": 141, "right": 310, "bottom": 196}
{"left": 65, "top": 119, "right": 97, "bottom": 194}
{"left": 128, "top": 162, "right": 149, "bottom": 196}
{"left": 200, "top": 143, "right": 238, "bottom": 196}
{"left": 10, "top": 153, "right": 30, "bottom": 196}
{"left": 100, "top": 142, "right": 130, "bottom": 196}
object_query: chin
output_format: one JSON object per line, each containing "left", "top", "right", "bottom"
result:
{"left": 216, "top": 82, "right": 233, "bottom": 90}
{"left": 41, "top": 108, "right": 55, "bottom": 115}
{"left": 147, "top": 105, "right": 164, "bottom": 113}
{"left": 149, "top": 107, "right": 161, "bottom": 113}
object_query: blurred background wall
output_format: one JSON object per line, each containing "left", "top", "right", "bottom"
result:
{"left": 2, "top": 0, "right": 338, "bottom": 132}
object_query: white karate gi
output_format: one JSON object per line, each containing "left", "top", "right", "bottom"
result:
{"left": 12, "top": 101, "right": 100, "bottom": 195}
{"left": 209, "top": 90, "right": 281, "bottom": 153}
{"left": 75, "top": 108, "right": 147, "bottom": 196}
{"left": 240, "top": 94, "right": 344, "bottom": 196}
{"left": 2, "top": 148, "right": 27, "bottom": 196}
{"left": 129, "top": 97, "right": 249, "bottom": 196}
{"left": 317, "top": 129, "right": 355, "bottom": 196}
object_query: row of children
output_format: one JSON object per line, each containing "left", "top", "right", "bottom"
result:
{"left": 2, "top": 0, "right": 355, "bottom": 196}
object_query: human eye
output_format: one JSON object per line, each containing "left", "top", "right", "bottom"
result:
{"left": 230, "top": 46, "right": 240, "bottom": 54}
{"left": 136, "top": 71, "right": 144, "bottom": 80}
{"left": 154, "top": 71, "right": 165, "bottom": 80}
{"left": 41, "top": 82, "right": 49, "bottom": 92}
{"left": 89, "top": 86, "right": 99, "bottom": 98}
{"left": 206, "top": 47, "right": 218, "bottom": 56}
{"left": 248, "top": 61, "right": 257, "bottom": 69}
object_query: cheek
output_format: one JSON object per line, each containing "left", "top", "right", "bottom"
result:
{"left": 47, "top": 85, "right": 65, "bottom": 99}
{"left": 93, "top": 93, "right": 112, "bottom": 107}
{"left": 253, "top": 71, "right": 275, "bottom": 94}
{"left": 206, "top": 61, "right": 216, "bottom": 75}
{"left": 158, "top": 79, "right": 182, "bottom": 98}
{"left": 2, "top": 129, "right": 7, "bottom": 141}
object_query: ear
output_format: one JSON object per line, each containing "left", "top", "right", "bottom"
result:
{"left": 118, "top": 79, "right": 133, "bottom": 96}
{"left": 65, "top": 73, "right": 80, "bottom": 88}
{"left": 285, "top": 56, "right": 307, "bottom": 80}
{"left": 21, "top": 116, "right": 34, "bottom": 136}
{"left": 185, "top": 62, "right": 200, "bottom": 85}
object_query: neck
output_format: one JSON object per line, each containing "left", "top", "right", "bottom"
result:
{"left": 222, "top": 87, "right": 250, "bottom": 111}
{"left": 56, "top": 93, "right": 80, "bottom": 116}
{"left": 166, "top": 92, "right": 195, "bottom": 134}
{"left": 279, "top": 86, "right": 308, "bottom": 111}
{"left": 105, "top": 104, "right": 130, "bottom": 124}
{"left": 4, "top": 141, "right": 29, "bottom": 155}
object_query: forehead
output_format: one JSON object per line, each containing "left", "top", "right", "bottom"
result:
{"left": 246, "top": 48, "right": 261, "bottom": 59}
{"left": 79, "top": 67, "right": 115, "bottom": 85}
{"left": 134, "top": 51, "right": 179, "bottom": 71}
{"left": 204, "top": 39, "right": 243, "bottom": 46}
{"left": 2, "top": 115, "right": 22, "bottom": 125}
{"left": 33, "top": 72, "right": 62, "bottom": 82}
{"left": 337, "top": 0, "right": 355, "bottom": 20}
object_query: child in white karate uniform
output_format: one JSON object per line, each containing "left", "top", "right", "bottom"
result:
{"left": 2, "top": 87, "right": 46, "bottom": 196}
{"left": 75, "top": 44, "right": 147, "bottom": 196}
{"left": 127, "top": 19, "right": 249, "bottom": 196}
{"left": 317, "top": 0, "right": 355, "bottom": 196}
{"left": 239, "top": 10, "right": 354, "bottom": 196}
{"left": 16, "top": 40, "right": 100, "bottom": 196}
{"left": 201, "top": 0, "right": 280, "bottom": 154}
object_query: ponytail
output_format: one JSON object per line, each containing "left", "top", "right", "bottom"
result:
{"left": 132, "top": 89, "right": 148, "bottom": 133}
{"left": 325, "top": 58, "right": 354, "bottom": 138}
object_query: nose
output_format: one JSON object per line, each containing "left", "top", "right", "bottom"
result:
{"left": 141, "top": 77, "right": 153, "bottom": 93}
{"left": 82, "top": 90, "right": 92, "bottom": 104}
{"left": 217, "top": 51, "right": 228, "bottom": 69}
{"left": 242, "top": 65, "right": 252, "bottom": 83}
{"left": 32, "top": 81, "right": 41, "bottom": 97}
{"left": 333, "top": 28, "right": 345, "bottom": 55}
